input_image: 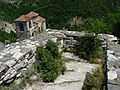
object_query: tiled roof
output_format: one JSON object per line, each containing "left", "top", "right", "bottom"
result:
{"left": 15, "top": 11, "right": 39, "bottom": 22}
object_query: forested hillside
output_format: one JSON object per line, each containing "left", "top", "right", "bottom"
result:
{"left": 0, "top": 0, "right": 120, "bottom": 33}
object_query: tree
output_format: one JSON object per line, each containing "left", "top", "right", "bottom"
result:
{"left": 86, "top": 18, "right": 109, "bottom": 34}
{"left": 112, "top": 22, "right": 120, "bottom": 38}
{"left": 75, "top": 35, "right": 101, "bottom": 62}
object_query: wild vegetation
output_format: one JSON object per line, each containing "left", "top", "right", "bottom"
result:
{"left": 75, "top": 35, "right": 103, "bottom": 63}
{"left": 0, "top": 30, "right": 16, "bottom": 43}
{"left": 0, "top": 67, "right": 36, "bottom": 90}
{"left": 35, "top": 40, "right": 66, "bottom": 82}
{"left": 0, "top": 0, "right": 120, "bottom": 35}
{"left": 82, "top": 66, "right": 104, "bottom": 90}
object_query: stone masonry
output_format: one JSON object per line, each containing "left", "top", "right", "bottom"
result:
{"left": 0, "top": 29, "right": 85, "bottom": 84}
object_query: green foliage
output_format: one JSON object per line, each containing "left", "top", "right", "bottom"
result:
{"left": 0, "top": 68, "right": 37, "bottom": 90}
{"left": 0, "top": 83, "right": 16, "bottom": 90}
{"left": 35, "top": 41, "right": 66, "bottom": 82}
{"left": 0, "top": 0, "right": 119, "bottom": 29}
{"left": 75, "top": 35, "right": 102, "bottom": 63}
{"left": 0, "top": 30, "right": 16, "bottom": 43}
{"left": 112, "top": 22, "right": 120, "bottom": 38}
{"left": 45, "top": 40, "right": 61, "bottom": 59}
{"left": 86, "top": 18, "right": 110, "bottom": 34}
{"left": 82, "top": 67, "right": 104, "bottom": 90}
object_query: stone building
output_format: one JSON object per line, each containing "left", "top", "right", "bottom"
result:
{"left": 15, "top": 11, "right": 46, "bottom": 39}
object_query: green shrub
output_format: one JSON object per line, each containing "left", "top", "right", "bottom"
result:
{"left": 0, "top": 30, "right": 16, "bottom": 43}
{"left": 82, "top": 67, "right": 104, "bottom": 90}
{"left": 75, "top": 35, "right": 102, "bottom": 63}
{"left": 45, "top": 40, "right": 61, "bottom": 59}
{"left": 112, "top": 22, "right": 120, "bottom": 38}
{"left": 35, "top": 44, "right": 66, "bottom": 83}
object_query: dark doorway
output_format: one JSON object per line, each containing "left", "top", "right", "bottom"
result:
{"left": 19, "top": 23, "right": 24, "bottom": 31}
{"left": 29, "top": 21, "right": 32, "bottom": 28}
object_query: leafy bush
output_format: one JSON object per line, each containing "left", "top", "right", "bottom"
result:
{"left": 75, "top": 35, "right": 102, "bottom": 63}
{"left": 86, "top": 18, "right": 110, "bottom": 34}
{"left": 35, "top": 41, "right": 66, "bottom": 82}
{"left": 82, "top": 67, "right": 104, "bottom": 90}
{"left": 45, "top": 40, "right": 61, "bottom": 59}
{"left": 0, "top": 30, "right": 16, "bottom": 43}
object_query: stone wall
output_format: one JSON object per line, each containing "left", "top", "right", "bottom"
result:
{"left": 98, "top": 34, "right": 120, "bottom": 90}
{"left": 1, "top": 29, "right": 119, "bottom": 86}
{"left": 0, "top": 30, "right": 86, "bottom": 84}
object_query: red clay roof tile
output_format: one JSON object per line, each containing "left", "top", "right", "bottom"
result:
{"left": 15, "top": 11, "right": 40, "bottom": 22}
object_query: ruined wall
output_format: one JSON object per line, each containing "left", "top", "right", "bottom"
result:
{"left": 2, "top": 29, "right": 119, "bottom": 86}
{"left": 0, "top": 30, "right": 86, "bottom": 84}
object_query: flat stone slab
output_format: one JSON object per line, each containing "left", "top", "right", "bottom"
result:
{"left": 108, "top": 71, "right": 117, "bottom": 80}
{"left": 107, "top": 50, "right": 114, "bottom": 54}
{"left": 13, "top": 52, "right": 24, "bottom": 60}
{"left": 107, "top": 54, "right": 118, "bottom": 61}
{"left": 108, "top": 84, "right": 120, "bottom": 90}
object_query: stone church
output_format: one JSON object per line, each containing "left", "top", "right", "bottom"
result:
{"left": 15, "top": 11, "right": 46, "bottom": 39}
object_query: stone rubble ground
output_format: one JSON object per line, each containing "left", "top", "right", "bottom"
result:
{"left": 0, "top": 30, "right": 85, "bottom": 84}
{"left": 99, "top": 34, "right": 120, "bottom": 90}
{"left": 0, "top": 30, "right": 120, "bottom": 90}
{"left": 25, "top": 60, "right": 98, "bottom": 90}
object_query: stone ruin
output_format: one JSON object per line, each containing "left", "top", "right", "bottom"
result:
{"left": 0, "top": 29, "right": 119, "bottom": 90}
{"left": 0, "top": 30, "right": 85, "bottom": 84}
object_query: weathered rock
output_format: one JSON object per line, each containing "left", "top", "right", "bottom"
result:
{"left": 0, "top": 64, "right": 8, "bottom": 77}
{"left": 5, "top": 60, "right": 16, "bottom": 67}
{"left": 114, "top": 60, "right": 120, "bottom": 69}
{"left": 107, "top": 54, "right": 118, "bottom": 61}
{"left": 9, "top": 70, "right": 17, "bottom": 79}
{"left": 16, "top": 72, "right": 21, "bottom": 78}
{"left": 5, "top": 68, "right": 14, "bottom": 76}
{"left": 107, "top": 50, "right": 114, "bottom": 54}
{"left": 3, "top": 74, "right": 10, "bottom": 81}
{"left": 6, "top": 78, "right": 14, "bottom": 84}
{"left": 9, "top": 48, "right": 21, "bottom": 54}
{"left": 108, "top": 84, "right": 120, "bottom": 90}
{"left": 25, "top": 54, "right": 29, "bottom": 59}
{"left": 13, "top": 52, "right": 24, "bottom": 60}
{"left": 107, "top": 61, "right": 115, "bottom": 71}
{"left": 108, "top": 71, "right": 117, "bottom": 80}
{"left": 115, "top": 49, "right": 120, "bottom": 57}
{"left": 21, "top": 48, "right": 32, "bottom": 55}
